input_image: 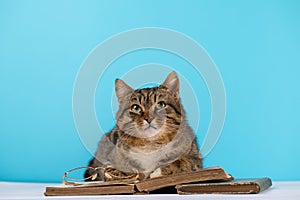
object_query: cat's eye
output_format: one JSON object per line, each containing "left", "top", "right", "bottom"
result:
{"left": 131, "top": 104, "right": 142, "bottom": 113}
{"left": 156, "top": 101, "right": 166, "bottom": 109}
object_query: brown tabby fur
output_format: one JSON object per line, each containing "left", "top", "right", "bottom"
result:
{"left": 85, "top": 72, "right": 202, "bottom": 181}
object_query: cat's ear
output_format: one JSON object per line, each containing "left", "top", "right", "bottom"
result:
{"left": 162, "top": 71, "right": 180, "bottom": 94}
{"left": 115, "top": 79, "right": 134, "bottom": 104}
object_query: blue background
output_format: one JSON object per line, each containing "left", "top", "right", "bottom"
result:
{"left": 1, "top": 0, "right": 299, "bottom": 182}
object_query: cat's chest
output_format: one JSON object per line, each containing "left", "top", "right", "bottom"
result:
{"left": 121, "top": 147, "right": 163, "bottom": 172}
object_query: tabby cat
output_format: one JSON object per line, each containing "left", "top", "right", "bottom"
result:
{"left": 85, "top": 72, "right": 202, "bottom": 181}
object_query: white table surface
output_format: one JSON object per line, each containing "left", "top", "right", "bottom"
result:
{"left": 0, "top": 181, "right": 300, "bottom": 200}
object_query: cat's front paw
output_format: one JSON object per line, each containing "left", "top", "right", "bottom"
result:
{"left": 104, "top": 167, "right": 141, "bottom": 181}
{"left": 150, "top": 168, "right": 162, "bottom": 178}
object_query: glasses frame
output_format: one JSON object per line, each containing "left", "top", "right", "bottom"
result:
{"left": 62, "top": 166, "right": 140, "bottom": 185}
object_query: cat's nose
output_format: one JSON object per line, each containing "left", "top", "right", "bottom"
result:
{"left": 144, "top": 117, "right": 153, "bottom": 124}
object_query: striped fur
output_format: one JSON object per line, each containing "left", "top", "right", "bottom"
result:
{"left": 85, "top": 72, "right": 202, "bottom": 180}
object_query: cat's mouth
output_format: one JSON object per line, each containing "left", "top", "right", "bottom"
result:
{"left": 144, "top": 125, "right": 157, "bottom": 131}
{"left": 139, "top": 124, "right": 161, "bottom": 138}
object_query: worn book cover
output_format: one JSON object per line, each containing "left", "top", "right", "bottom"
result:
{"left": 44, "top": 181, "right": 135, "bottom": 196}
{"left": 176, "top": 178, "right": 272, "bottom": 194}
{"left": 135, "top": 166, "right": 233, "bottom": 192}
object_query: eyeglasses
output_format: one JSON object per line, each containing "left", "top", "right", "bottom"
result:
{"left": 62, "top": 166, "right": 140, "bottom": 185}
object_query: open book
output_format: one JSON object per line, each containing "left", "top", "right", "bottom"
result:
{"left": 44, "top": 166, "right": 233, "bottom": 196}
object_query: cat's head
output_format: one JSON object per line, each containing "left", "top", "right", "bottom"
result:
{"left": 115, "top": 72, "right": 185, "bottom": 139}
